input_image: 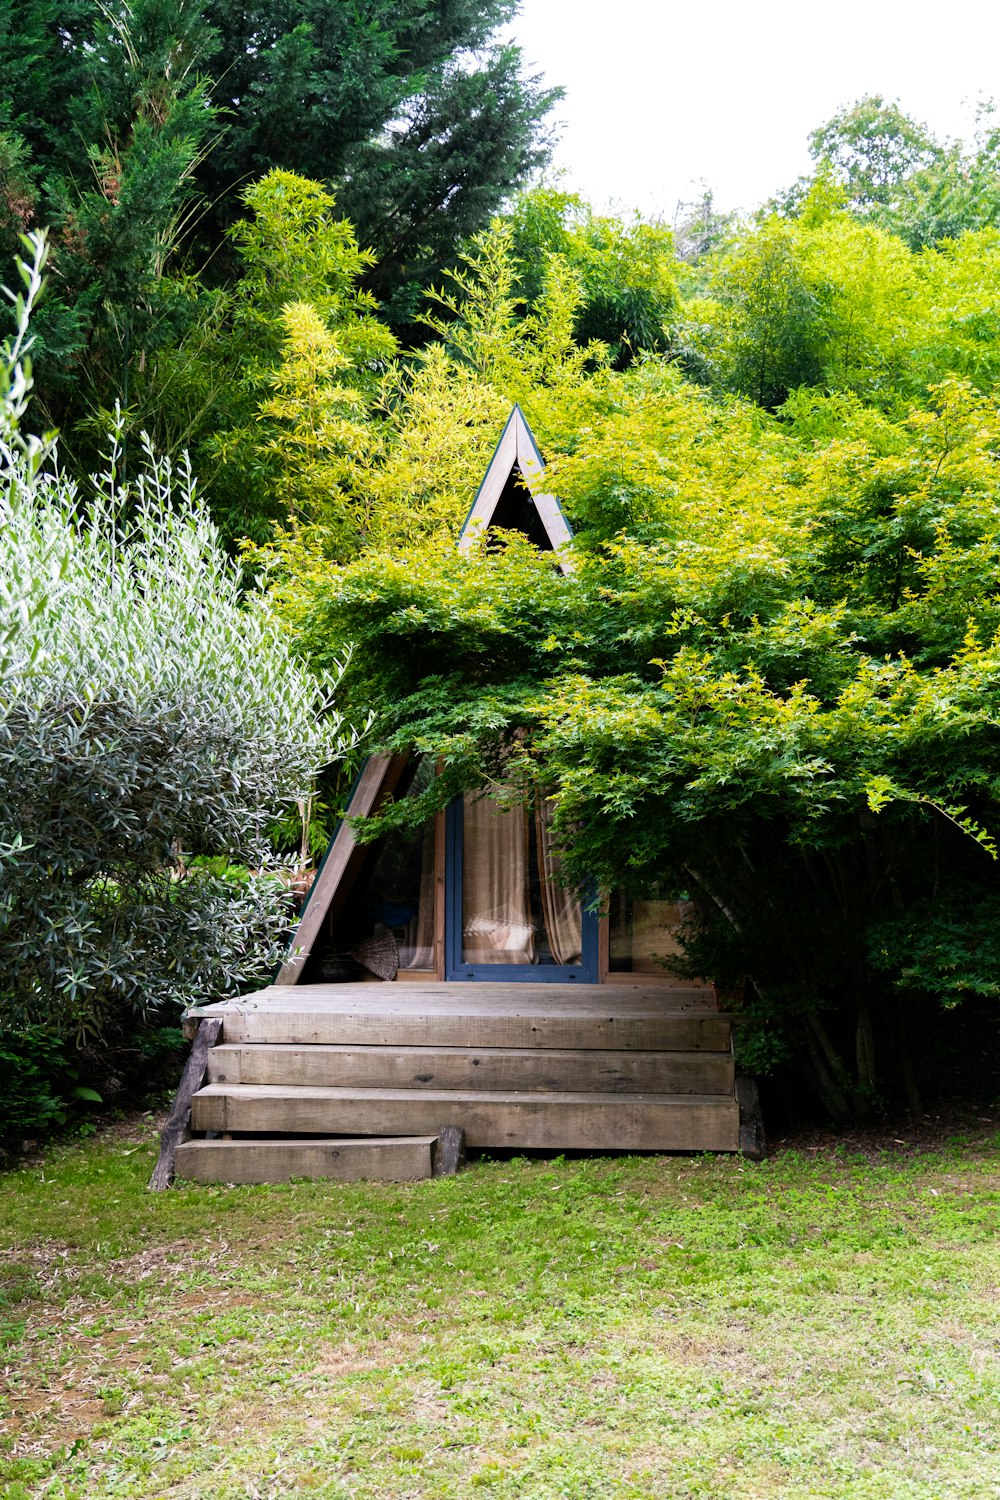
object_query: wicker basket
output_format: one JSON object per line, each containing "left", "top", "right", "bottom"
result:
{"left": 351, "top": 930, "right": 400, "bottom": 981}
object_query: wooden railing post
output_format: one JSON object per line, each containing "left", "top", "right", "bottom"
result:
{"left": 432, "top": 1125, "right": 466, "bottom": 1176}
{"left": 736, "top": 1074, "right": 766, "bottom": 1160}
{"left": 148, "top": 1017, "right": 223, "bottom": 1190}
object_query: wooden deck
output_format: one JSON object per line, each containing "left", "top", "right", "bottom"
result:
{"left": 167, "top": 982, "right": 743, "bottom": 1184}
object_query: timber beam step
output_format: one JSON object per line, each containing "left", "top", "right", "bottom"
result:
{"left": 191, "top": 1084, "right": 740, "bottom": 1152}
{"left": 206, "top": 1042, "right": 735, "bottom": 1095}
{"left": 174, "top": 1135, "right": 437, "bottom": 1185}
{"left": 196, "top": 996, "right": 731, "bottom": 1052}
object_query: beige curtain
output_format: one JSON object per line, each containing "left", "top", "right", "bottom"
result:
{"left": 462, "top": 792, "right": 535, "bottom": 964}
{"left": 535, "top": 797, "right": 583, "bottom": 965}
{"left": 403, "top": 822, "right": 436, "bottom": 969}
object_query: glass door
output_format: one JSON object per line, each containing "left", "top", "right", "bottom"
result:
{"left": 445, "top": 791, "right": 599, "bottom": 982}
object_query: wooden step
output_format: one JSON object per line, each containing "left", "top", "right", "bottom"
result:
{"left": 207, "top": 1042, "right": 735, "bottom": 1095}
{"left": 196, "top": 984, "right": 730, "bottom": 1052}
{"left": 174, "top": 1135, "right": 436, "bottom": 1185}
{"left": 191, "top": 1084, "right": 739, "bottom": 1152}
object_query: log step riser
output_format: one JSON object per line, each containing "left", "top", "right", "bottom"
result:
{"left": 206, "top": 1043, "right": 735, "bottom": 1096}
{"left": 174, "top": 1136, "right": 436, "bottom": 1185}
{"left": 191, "top": 1086, "right": 740, "bottom": 1153}
{"left": 218, "top": 1015, "right": 732, "bottom": 1051}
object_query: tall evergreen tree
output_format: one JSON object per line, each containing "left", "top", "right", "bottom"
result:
{"left": 339, "top": 45, "right": 559, "bottom": 330}
{"left": 201, "top": 1, "right": 521, "bottom": 192}
{"left": 0, "top": 0, "right": 219, "bottom": 453}
{"left": 0, "top": 0, "right": 559, "bottom": 452}
{"left": 0, "top": 0, "right": 94, "bottom": 177}
{"left": 196, "top": 1, "right": 558, "bottom": 328}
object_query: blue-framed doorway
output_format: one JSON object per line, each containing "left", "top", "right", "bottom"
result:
{"left": 444, "top": 797, "right": 599, "bottom": 983}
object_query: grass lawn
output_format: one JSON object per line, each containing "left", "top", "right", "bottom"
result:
{"left": 1, "top": 1119, "right": 999, "bottom": 1499}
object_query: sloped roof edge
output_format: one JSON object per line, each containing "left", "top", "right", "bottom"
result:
{"left": 457, "top": 404, "right": 574, "bottom": 574}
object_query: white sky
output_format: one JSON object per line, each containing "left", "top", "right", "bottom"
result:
{"left": 508, "top": 0, "right": 1000, "bottom": 219}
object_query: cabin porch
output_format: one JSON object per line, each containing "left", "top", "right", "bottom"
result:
{"left": 157, "top": 980, "right": 754, "bottom": 1186}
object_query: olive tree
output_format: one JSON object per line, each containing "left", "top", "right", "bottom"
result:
{"left": 0, "top": 235, "right": 358, "bottom": 1038}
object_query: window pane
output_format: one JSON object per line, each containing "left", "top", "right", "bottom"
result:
{"left": 461, "top": 792, "right": 582, "bottom": 967}
{"left": 331, "top": 759, "right": 435, "bottom": 970}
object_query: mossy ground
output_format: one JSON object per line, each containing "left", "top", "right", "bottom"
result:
{"left": 1, "top": 1117, "right": 999, "bottom": 1498}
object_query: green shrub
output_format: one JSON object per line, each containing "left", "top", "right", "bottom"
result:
{"left": 0, "top": 234, "right": 360, "bottom": 1040}
{"left": 0, "top": 1029, "right": 99, "bottom": 1143}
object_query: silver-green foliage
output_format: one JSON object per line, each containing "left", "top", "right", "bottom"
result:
{"left": 0, "top": 233, "right": 355, "bottom": 1037}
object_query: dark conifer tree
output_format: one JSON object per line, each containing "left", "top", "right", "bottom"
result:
{"left": 338, "top": 43, "right": 558, "bottom": 332}
{"left": 197, "top": 0, "right": 559, "bottom": 330}
{"left": 0, "top": 0, "right": 559, "bottom": 446}
{"left": 0, "top": 0, "right": 219, "bottom": 448}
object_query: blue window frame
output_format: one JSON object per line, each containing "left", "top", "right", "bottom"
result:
{"left": 444, "top": 799, "right": 599, "bottom": 983}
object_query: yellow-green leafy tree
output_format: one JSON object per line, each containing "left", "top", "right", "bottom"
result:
{"left": 199, "top": 171, "right": 397, "bottom": 545}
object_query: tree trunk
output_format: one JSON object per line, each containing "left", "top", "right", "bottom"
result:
{"left": 802, "top": 1020, "right": 854, "bottom": 1126}
{"left": 855, "top": 1001, "right": 877, "bottom": 1095}
{"left": 892, "top": 994, "right": 923, "bottom": 1119}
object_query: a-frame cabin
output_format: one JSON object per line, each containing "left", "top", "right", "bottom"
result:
{"left": 159, "top": 409, "right": 754, "bottom": 1187}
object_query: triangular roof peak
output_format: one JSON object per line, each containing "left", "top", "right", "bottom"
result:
{"left": 457, "top": 404, "right": 574, "bottom": 574}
